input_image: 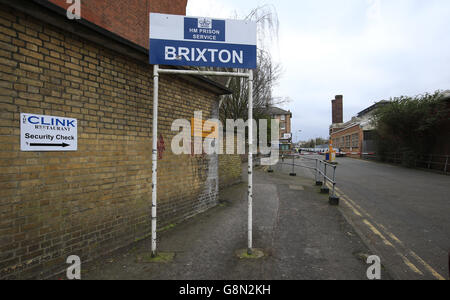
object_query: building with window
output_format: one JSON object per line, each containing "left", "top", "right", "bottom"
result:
{"left": 329, "top": 95, "right": 388, "bottom": 158}
{"left": 0, "top": 0, "right": 246, "bottom": 279}
{"left": 264, "top": 106, "right": 293, "bottom": 151}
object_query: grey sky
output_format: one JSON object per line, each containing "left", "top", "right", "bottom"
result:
{"left": 187, "top": 0, "right": 450, "bottom": 141}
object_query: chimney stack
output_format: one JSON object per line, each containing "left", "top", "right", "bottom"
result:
{"left": 332, "top": 95, "right": 343, "bottom": 124}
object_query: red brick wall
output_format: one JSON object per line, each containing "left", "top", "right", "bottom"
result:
{"left": 332, "top": 95, "right": 343, "bottom": 124}
{"left": 331, "top": 124, "right": 362, "bottom": 158}
{"left": 47, "top": 0, "right": 188, "bottom": 49}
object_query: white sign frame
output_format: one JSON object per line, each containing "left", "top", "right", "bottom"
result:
{"left": 148, "top": 13, "right": 259, "bottom": 258}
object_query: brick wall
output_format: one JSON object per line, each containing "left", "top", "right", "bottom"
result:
{"left": 218, "top": 135, "right": 242, "bottom": 189}
{"left": 275, "top": 114, "right": 291, "bottom": 137}
{"left": 286, "top": 113, "right": 291, "bottom": 135}
{"left": 331, "top": 124, "right": 363, "bottom": 158}
{"left": 332, "top": 95, "right": 343, "bottom": 124}
{"left": 0, "top": 4, "right": 223, "bottom": 279}
{"left": 47, "top": 0, "right": 187, "bottom": 49}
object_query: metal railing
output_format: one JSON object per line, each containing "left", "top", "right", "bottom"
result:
{"left": 267, "top": 153, "right": 340, "bottom": 205}
{"left": 315, "top": 159, "right": 339, "bottom": 203}
{"left": 363, "top": 153, "right": 450, "bottom": 175}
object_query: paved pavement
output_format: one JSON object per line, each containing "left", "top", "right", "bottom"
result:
{"left": 82, "top": 164, "right": 378, "bottom": 280}
{"left": 279, "top": 155, "right": 449, "bottom": 280}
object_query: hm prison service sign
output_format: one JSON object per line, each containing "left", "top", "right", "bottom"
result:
{"left": 149, "top": 13, "right": 257, "bottom": 69}
{"left": 21, "top": 113, "right": 78, "bottom": 151}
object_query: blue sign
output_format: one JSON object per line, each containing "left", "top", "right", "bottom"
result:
{"left": 150, "top": 13, "right": 257, "bottom": 69}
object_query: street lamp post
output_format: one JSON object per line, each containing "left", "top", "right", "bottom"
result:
{"left": 295, "top": 130, "right": 302, "bottom": 146}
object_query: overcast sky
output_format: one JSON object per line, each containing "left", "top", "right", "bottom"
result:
{"left": 187, "top": 0, "right": 450, "bottom": 141}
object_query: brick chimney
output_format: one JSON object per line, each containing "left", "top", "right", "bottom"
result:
{"left": 332, "top": 95, "right": 343, "bottom": 124}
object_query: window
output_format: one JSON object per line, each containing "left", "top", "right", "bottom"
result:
{"left": 364, "top": 130, "right": 374, "bottom": 141}
{"left": 280, "top": 123, "right": 286, "bottom": 130}
{"left": 345, "top": 135, "right": 350, "bottom": 148}
{"left": 281, "top": 115, "right": 286, "bottom": 121}
{"left": 352, "top": 133, "right": 359, "bottom": 148}
{"left": 281, "top": 144, "right": 290, "bottom": 151}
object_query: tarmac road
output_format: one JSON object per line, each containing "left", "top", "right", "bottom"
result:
{"left": 319, "top": 156, "right": 450, "bottom": 280}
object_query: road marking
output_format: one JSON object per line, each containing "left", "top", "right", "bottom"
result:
{"left": 341, "top": 197, "right": 424, "bottom": 276}
{"left": 409, "top": 251, "right": 446, "bottom": 280}
{"left": 362, "top": 219, "right": 394, "bottom": 247}
{"left": 334, "top": 185, "right": 446, "bottom": 280}
{"left": 338, "top": 195, "right": 363, "bottom": 217}
{"left": 334, "top": 186, "right": 374, "bottom": 218}
{"left": 400, "top": 256, "right": 424, "bottom": 275}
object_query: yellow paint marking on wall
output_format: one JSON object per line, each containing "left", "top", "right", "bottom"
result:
{"left": 191, "top": 118, "right": 219, "bottom": 138}
{"left": 409, "top": 251, "right": 446, "bottom": 280}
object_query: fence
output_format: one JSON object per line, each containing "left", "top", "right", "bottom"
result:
{"left": 265, "top": 154, "right": 340, "bottom": 205}
{"left": 363, "top": 153, "right": 450, "bottom": 175}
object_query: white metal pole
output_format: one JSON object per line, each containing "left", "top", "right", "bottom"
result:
{"left": 151, "top": 64, "right": 159, "bottom": 257}
{"left": 157, "top": 68, "right": 250, "bottom": 78}
{"left": 247, "top": 70, "right": 254, "bottom": 255}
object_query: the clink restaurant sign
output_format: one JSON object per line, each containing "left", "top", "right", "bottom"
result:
{"left": 149, "top": 13, "right": 257, "bottom": 69}
{"left": 20, "top": 113, "right": 78, "bottom": 151}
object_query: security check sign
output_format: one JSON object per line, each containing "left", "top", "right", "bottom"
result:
{"left": 149, "top": 13, "right": 257, "bottom": 69}
{"left": 20, "top": 113, "right": 77, "bottom": 151}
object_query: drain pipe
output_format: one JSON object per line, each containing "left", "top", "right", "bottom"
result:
{"left": 151, "top": 64, "right": 159, "bottom": 257}
{"left": 247, "top": 70, "right": 254, "bottom": 255}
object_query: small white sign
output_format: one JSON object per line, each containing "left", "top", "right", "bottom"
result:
{"left": 283, "top": 133, "right": 292, "bottom": 140}
{"left": 20, "top": 113, "right": 77, "bottom": 151}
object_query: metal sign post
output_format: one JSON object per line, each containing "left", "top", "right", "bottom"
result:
{"left": 149, "top": 13, "right": 257, "bottom": 257}
{"left": 151, "top": 65, "right": 159, "bottom": 257}
{"left": 247, "top": 70, "right": 254, "bottom": 255}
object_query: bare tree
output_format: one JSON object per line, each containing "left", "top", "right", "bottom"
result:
{"left": 200, "top": 5, "right": 288, "bottom": 122}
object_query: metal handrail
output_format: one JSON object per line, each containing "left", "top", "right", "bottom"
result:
{"left": 363, "top": 152, "right": 450, "bottom": 174}
{"left": 271, "top": 153, "right": 339, "bottom": 204}
{"left": 316, "top": 159, "right": 338, "bottom": 200}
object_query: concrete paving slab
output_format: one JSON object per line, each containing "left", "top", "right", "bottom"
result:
{"left": 82, "top": 164, "right": 386, "bottom": 280}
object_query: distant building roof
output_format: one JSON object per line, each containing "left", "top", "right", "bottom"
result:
{"left": 264, "top": 106, "right": 292, "bottom": 116}
{"left": 357, "top": 100, "right": 389, "bottom": 117}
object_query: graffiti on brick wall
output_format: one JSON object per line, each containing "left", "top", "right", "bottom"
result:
{"left": 157, "top": 134, "right": 165, "bottom": 160}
